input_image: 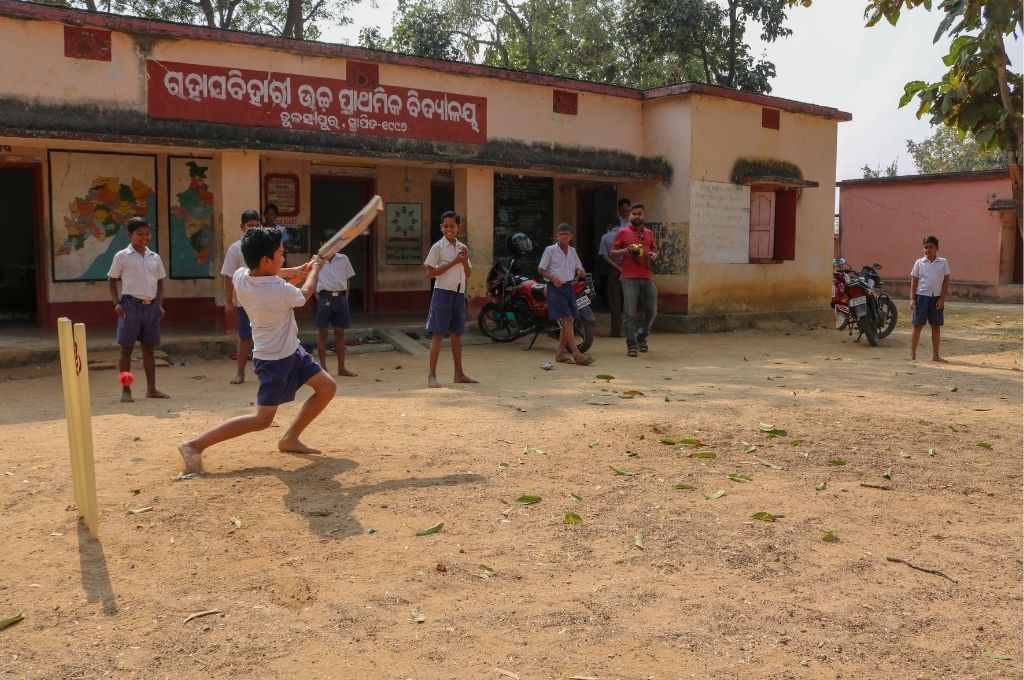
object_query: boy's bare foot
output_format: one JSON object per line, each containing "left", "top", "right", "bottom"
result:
{"left": 338, "top": 369, "right": 357, "bottom": 377}
{"left": 147, "top": 389, "right": 170, "bottom": 399}
{"left": 910, "top": 351, "right": 916, "bottom": 360}
{"left": 121, "top": 390, "right": 133, "bottom": 403}
{"left": 454, "top": 374, "right": 479, "bottom": 384}
{"left": 278, "top": 438, "right": 320, "bottom": 454}
{"left": 932, "top": 356, "right": 949, "bottom": 363}
{"left": 428, "top": 375, "right": 441, "bottom": 388}
{"left": 230, "top": 374, "right": 244, "bottom": 384}
{"left": 178, "top": 442, "right": 204, "bottom": 473}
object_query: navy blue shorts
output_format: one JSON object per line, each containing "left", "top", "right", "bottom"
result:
{"left": 236, "top": 305, "right": 253, "bottom": 340}
{"left": 426, "top": 289, "right": 467, "bottom": 335}
{"left": 252, "top": 346, "right": 324, "bottom": 407}
{"left": 546, "top": 282, "right": 579, "bottom": 320}
{"left": 117, "top": 296, "right": 161, "bottom": 348}
{"left": 314, "top": 292, "right": 351, "bottom": 329}
{"left": 913, "top": 294, "right": 944, "bottom": 327}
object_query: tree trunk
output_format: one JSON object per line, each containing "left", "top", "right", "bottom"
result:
{"left": 992, "top": 34, "right": 1023, "bottom": 238}
{"left": 726, "top": 0, "right": 738, "bottom": 87}
{"left": 283, "top": 0, "right": 305, "bottom": 38}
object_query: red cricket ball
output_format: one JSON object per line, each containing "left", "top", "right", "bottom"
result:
{"left": 119, "top": 371, "right": 134, "bottom": 387}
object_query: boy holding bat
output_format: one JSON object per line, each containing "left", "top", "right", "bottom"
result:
{"left": 424, "top": 210, "right": 478, "bottom": 388}
{"left": 179, "top": 227, "right": 336, "bottom": 473}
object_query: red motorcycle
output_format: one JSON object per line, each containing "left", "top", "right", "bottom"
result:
{"left": 478, "top": 255, "right": 594, "bottom": 352}
{"left": 831, "top": 257, "right": 898, "bottom": 346}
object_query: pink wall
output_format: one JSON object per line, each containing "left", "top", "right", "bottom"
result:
{"left": 839, "top": 173, "right": 1010, "bottom": 284}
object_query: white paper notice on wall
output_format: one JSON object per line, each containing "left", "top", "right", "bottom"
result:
{"left": 690, "top": 180, "right": 750, "bottom": 264}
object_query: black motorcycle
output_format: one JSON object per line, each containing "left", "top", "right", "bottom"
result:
{"left": 833, "top": 258, "right": 897, "bottom": 347}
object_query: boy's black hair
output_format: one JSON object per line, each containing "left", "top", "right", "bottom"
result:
{"left": 240, "top": 209, "right": 260, "bottom": 224}
{"left": 126, "top": 217, "right": 150, "bottom": 233}
{"left": 923, "top": 235, "right": 939, "bottom": 247}
{"left": 630, "top": 203, "right": 645, "bottom": 212}
{"left": 556, "top": 222, "right": 573, "bottom": 233}
{"left": 321, "top": 228, "right": 338, "bottom": 244}
{"left": 440, "top": 210, "right": 461, "bottom": 225}
{"left": 263, "top": 202, "right": 279, "bottom": 214}
{"left": 617, "top": 197, "right": 631, "bottom": 208}
{"left": 241, "top": 226, "right": 283, "bottom": 269}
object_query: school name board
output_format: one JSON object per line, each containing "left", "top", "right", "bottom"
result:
{"left": 689, "top": 179, "right": 750, "bottom": 264}
{"left": 146, "top": 60, "right": 488, "bottom": 145}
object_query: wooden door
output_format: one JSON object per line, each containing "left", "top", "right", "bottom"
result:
{"left": 749, "top": 191, "right": 775, "bottom": 260}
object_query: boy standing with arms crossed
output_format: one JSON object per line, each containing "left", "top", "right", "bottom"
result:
{"left": 179, "top": 227, "right": 336, "bottom": 473}
{"left": 910, "top": 235, "right": 951, "bottom": 362}
{"left": 315, "top": 229, "right": 358, "bottom": 377}
{"left": 221, "top": 209, "right": 263, "bottom": 384}
{"left": 107, "top": 216, "right": 170, "bottom": 402}
{"left": 424, "top": 210, "right": 477, "bottom": 388}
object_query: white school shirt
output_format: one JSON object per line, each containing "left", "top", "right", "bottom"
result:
{"left": 538, "top": 243, "right": 583, "bottom": 283}
{"left": 317, "top": 254, "right": 356, "bottom": 293}
{"left": 107, "top": 245, "right": 166, "bottom": 300}
{"left": 220, "top": 240, "right": 245, "bottom": 278}
{"left": 910, "top": 256, "right": 950, "bottom": 297}
{"left": 424, "top": 237, "right": 470, "bottom": 292}
{"left": 231, "top": 268, "right": 306, "bottom": 360}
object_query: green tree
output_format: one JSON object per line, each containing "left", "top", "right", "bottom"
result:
{"left": 45, "top": 0, "right": 357, "bottom": 40}
{"left": 906, "top": 125, "right": 1008, "bottom": 174}
{"left": 793, "top": 0, "right": 1022, "bottom": 235}
{"left": 861, "top": 160, "right": 899, "bottom": 178}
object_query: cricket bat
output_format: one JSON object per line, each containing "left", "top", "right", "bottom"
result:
{"left": 318, "top": 194, "right": 383, "bottom": 258}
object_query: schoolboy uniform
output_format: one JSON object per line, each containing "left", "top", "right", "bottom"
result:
{"left": 424, "top": 237, "right": 470, "bottom": 334}
{"left": 315, "top": 254, "right": 356, "bottom": 330}
{"left": 539, "top": 243, "right": 583, "bottom": 320}
{"left": 220, "top": 239, "right": 252, "bottom": 340}
{"left": 232, "top": 268, "right": 321, "bottom": 406}
{"left": 910, "top": 254, "right": 951, "bottom": 327}
{"left": 108, "top": 244, "right": 167, "bottom": 348}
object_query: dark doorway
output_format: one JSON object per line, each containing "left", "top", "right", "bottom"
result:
{"left": 1013, "top": 225, "right": 1022, "bottom": 285}
{"left": 430, "top": 183, "right": 455, "bottom": 235}
{"left": 576, "top": 185, "right": 618, "bottom": 300}
{"left": 310, "top": 176, "right": 375, "bottom": 312}
{"left": 0, "top": 166, "right": 40, "bottom": 322}
{"left": 493, "top": 174, "right": 553, "bottom": 273}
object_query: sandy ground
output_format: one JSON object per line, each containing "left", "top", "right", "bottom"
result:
{"left": 1, "top": 305, "right": 1021, "bottom": 679}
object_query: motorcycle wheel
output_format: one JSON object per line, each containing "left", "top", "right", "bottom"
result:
{"left": 574, "top": 318, "right": 593, "bottom": 353}
{"left": 858, "top": 313, "right": 878, "bottom": 347}
{"left": 876, "top": 296, "right": 898, "bottom": 339}
{"left": 834, "top": 308, "right": 848, "bottom": 331}
{"left": 477, "top": 302, "right": 520, "bottom": 342}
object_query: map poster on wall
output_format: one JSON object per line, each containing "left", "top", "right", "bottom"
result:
{"left": 168, "top": 157, "right": 215, "bottom": 279}
{"left": 385, "top": 203, "right": 423, "bottom": 265}
{"left": 49, "top": 151, "right": 158, "bottom": 282}
{"left": 264, "top": 173, "right": 299, "bottom": 216}
{"left": 689, "top": 179, "right": 750, "bottom": 264}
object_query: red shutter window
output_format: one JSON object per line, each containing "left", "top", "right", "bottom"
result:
{"left": 749, "top": 191, "right": 775, "bottom": 260}
{"left": 774, "top": 190, "right": 797, "bottom": 261}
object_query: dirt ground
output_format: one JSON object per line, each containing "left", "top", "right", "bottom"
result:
{"left": 1, "top": 304, "right": 1021, "bottom": 680}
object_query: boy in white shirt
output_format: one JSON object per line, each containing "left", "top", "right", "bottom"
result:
{"left": 539, "top": 223, "right": 594, "bottom": 366}
{"left": 107, "top": 217, "right": 169, "bottom": 402}
{"left": 221, "top": 209, "right": 262, "bottom": 384}
{"left": 315, "top": 229, "right": 358, "bottom": 377}
{"left": 178, "top": 227, "right": 336, "bottom": 473}
{"left": 424, "top": 210, "right": 478, "bottom": 388}
{"left": 910, "top": 234, "right": 951, "bottom": 362}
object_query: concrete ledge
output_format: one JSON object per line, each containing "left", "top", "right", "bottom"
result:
{"left": 652, "top": 308, "right": 832, "bottom": 334}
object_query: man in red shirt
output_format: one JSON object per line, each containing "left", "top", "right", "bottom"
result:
{"left": 610, "top": 204, "right": 658, "bottom": 357}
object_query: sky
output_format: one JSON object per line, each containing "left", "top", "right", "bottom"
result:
{"left": 321, "top": 1, "right": 1020, "bottom": 183}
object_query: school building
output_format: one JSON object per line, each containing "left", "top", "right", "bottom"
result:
{"left": 0, "top": 0, "right": 850, "bottom": 330}
{"left": 838, "top": 170, "right": 1022, "bottom": 302}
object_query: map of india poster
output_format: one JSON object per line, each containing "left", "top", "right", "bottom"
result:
{"left": 168, "top": 157, "right": 215, "bottom": 278}
{"left": 49, "top": 151, "right": 158, "bottom": 282}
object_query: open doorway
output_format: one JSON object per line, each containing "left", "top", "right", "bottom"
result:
{"left": 0, "top": 165, "right": 41, "bottom": 324}
{"left": 576, "top": 185, "right": 618, "bottom": 300}
{"left": 310, "top": 176, "right": 375, "bottom": 312}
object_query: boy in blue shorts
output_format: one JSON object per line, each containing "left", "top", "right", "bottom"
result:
{"left": 178, "top": 227, "right": 336, "bottom": 473}
{"left": 539, "top": 223, "right": 594, "bottom": 365}
{"left": 107, "top": 216, "right": 169, "bottom": 403}
{"left": 910, "top": 234, "right": 951, "bottom": 362}
{"left": 315, "top": 229, "right": 358, "bottom": 377}
{"left": 424, "top": 210, "right": 478, "bottom": 388}
{"left": 221, "top": 209, "right": 263, "bottom": 384}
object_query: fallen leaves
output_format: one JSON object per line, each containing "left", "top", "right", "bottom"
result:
{"left": 563, "top": 513, "right": 582, "bottom": 525}
{"left": 415, "top": 522, "right": 444, "bottom": 536}
{"left": 514, "top": 495, "right": 541, "bottom": 505}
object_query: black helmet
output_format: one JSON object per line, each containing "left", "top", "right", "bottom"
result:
{"left": 506, "top": 232, "right": 533, "bottom": 255}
